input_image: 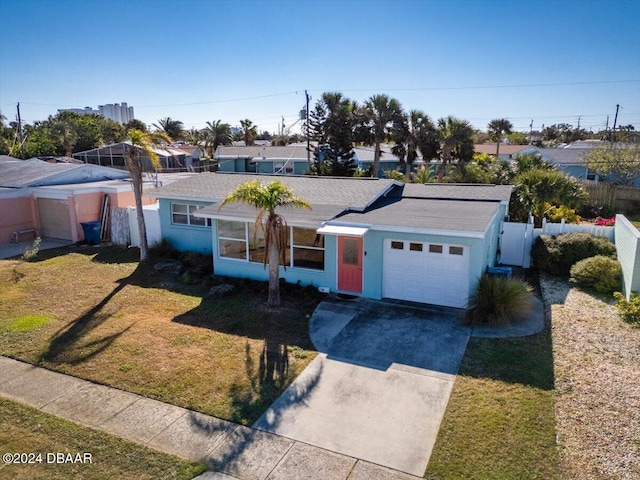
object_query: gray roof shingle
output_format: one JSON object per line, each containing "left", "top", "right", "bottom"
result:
{"left": 151, "top": 173, "right": 397, "bottom": 210}
{"left": 402, "top": 183, "right": 512, "bottom": 202}
{"left": 539, "top": 148, "right": 590, "bottom": 165}
{"left": 0, "top": 162, "right": 129, "bottom": 188}
{"left": 338, "top": 198, "right": 500, "bottom": 233}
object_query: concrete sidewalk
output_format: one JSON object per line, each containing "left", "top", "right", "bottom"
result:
{"left": 0, "top": 356, "right": 419, "bottom": 480}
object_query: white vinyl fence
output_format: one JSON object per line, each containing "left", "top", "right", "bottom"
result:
{"left": 500, "top": 218, "right": 615, "bottom": 268}
{"left": 128, "top": 203, "right": 161, "bottom": 248}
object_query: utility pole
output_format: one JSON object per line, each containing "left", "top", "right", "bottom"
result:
{"left": 577, "top": 116, "right": 581, "bottom": 129}
{"left": 16, "top": 102, "right": 24, "bottom": 159}
{"left": 611, "top": 104, "right": 620, "bottom": 143}
{"left": 305, "top": 89, "right": 310, "bottom": 171}
{"left": 529, "top": 119, "right": 533, "bottom": 144}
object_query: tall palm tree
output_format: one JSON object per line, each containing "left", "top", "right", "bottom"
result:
{"left": 487, "top": 118, "right": 513, "bottom": 160}
{"left": 203, "top": 120, "right": 232, "bottom": 157}
{"left": 125, "top": 129, "right": 171, "bottom": 262}
{"left": 391, "top": 109, "right": 438, "bottom": 175}
{"left": 239, "top": 119, "right": 257, "bottom": 146}
{"left": 358, "top": 94, "right": 404, "bottom": 178}
{"left": 220, "top": 180, "right": 310, "bottom": 307}
{"left": 153, "top": 117, "right": 185, "bottom": 142}
{"left": 436, "top": 116, "right": 474, "bottom": 182}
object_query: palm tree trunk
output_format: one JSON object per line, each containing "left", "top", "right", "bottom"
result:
{"left": 267, "top": 223, "right": 281, "bottom": 307}
{"left": 372, "top": 141, "right": 381, "bottom": 178}
{"left": 496, "top": 135, "right": 501, "bottom": 160}
{"left": 131, "top": 166, "right": 149, "bottom": 262}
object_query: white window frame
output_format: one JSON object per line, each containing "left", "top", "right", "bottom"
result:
{"left": 171, "top": 203, "right": 212, "bottom": 227}
{"left": 216, "top": 221, "right": 325, "bottom": 270}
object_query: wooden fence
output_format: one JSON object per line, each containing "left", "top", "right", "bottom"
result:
{"left": 580, "top": 180, "right": 640, "bottom": 212}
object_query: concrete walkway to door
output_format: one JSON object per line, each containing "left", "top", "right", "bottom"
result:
{"left": 253, "top": 297, "right": 471, "bottom": 477}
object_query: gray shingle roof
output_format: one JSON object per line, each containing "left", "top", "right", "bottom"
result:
{"left": 215, "top": 146, "right": 310, "bottom": 159}
{"left": 402, "top": 183, "right": 512, "bottom": 202}
{"left": 338, "top": 198, "right": 500, "bottom": 233}
{"left": 539, "top": 148, "right": 590, "bottom": 165}
{"left": 152, "top": 173, "right": 510, "bottom": 235}
{"left": 151, "top": 173, "right": 397, "bottom": 210}
{"left": 0, "top": 162, "right": 129, "bottom": 188}
{"left": 197, "top": 203, "right": 345, "bottom": 226}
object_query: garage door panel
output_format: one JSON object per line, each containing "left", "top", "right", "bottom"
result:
{"left": 383, "top": 239, "right": 470, "bottom": 308}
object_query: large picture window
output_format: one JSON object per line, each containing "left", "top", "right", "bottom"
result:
{"left": 217, "top": 221, "right": 324, "bottom": 270}
{"left": 171, "top": 203, "right": 211, "bottom": 227}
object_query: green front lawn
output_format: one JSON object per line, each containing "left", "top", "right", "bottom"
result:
{"left": 426, "top": 326, "right": 558, "bottom": 479}
{"left": 0, "top": 246, "right": 319, "bottom": 426}
{"left": 0, "top": 398, "right": 206, "bottom": 480}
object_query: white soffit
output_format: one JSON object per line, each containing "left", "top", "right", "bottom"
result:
{"left": 316, "top": 225, "right": 369, "bottom": 236}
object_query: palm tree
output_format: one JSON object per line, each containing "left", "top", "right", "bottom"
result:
{"left": 125, "top": 129, "right": 171, "bottom": 262}
{"left": 514, "top": 168, "right": 586, "bottom": 227}
{"left": 436, "top": 116, "right": 474, "bottom": 182}
{"left": 220, "top": 180, "right": 310, "bottom": 307}
{"left": 358, "top": 94, "right": 404, "bottom": 178}
{"left": 391, "top": 109, "right": 438, "bottom": 175}
{"left": 487, "top": 118, "right": 513, "bottom": 160}
{"left": 153, "top": 117, "right": 185, "bottom": 142}
{"left": 239, "top": 119, "right": 257, "bottom": 146}
{"left": 203, "top": 120, "right": 232, "bottom": 157}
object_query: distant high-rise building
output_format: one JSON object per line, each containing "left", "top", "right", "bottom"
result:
{"left": 57, "top": 102, "right": 134, "bottom": 125}
{"left": 57, "top": 106, "right": 101, "bottom": 116}
{"left": 98, "top": 103, "right": 134, "bottom": 124}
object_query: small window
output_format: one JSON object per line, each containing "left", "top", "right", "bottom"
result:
{"left": 449, "top": 246, "right": 464, "bottom": 256}
{"left": 429, "top": 244, "right": 443, "bottom": 254}
{"left": 409, "top": 243, "right": 423, "bottom": 252}
{"left": 391, "top": 241, "right": 404, "bottom": 250}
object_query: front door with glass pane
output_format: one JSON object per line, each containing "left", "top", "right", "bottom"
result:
{"left": 337, "top": 236, "right": 363, "bottom": 293}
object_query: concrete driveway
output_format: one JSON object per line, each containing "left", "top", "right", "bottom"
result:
{"left": 253, "top": 297, "right": 471, "bottom": 477}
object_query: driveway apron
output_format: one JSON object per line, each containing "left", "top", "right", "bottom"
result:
{"left": 253, "top": 299, "right": 470, "bottom": 477}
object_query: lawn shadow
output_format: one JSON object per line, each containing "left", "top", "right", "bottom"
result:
{"left": 39, "top": 267, "right": 139, "bottom": 366}
{"left": 202, "top": 338, "right": 323, "bottom": 476}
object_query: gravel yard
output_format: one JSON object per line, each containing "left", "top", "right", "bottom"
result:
{"left": 541, "top": 275, "right": 640, "bottom": 479}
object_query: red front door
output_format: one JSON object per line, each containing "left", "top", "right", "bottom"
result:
{"left": 338, "top": 236, "right": 363, "bottom": 293}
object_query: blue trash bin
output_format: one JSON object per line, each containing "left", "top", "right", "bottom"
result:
{"left": 81, "top": 221, "right": 102, "bottom": 245}
{"left": 486, "top": 266, "right": 512, "bottom": 278}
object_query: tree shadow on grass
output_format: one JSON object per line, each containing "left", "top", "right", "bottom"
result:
{"left": 39, "top": 270, "right": 137, "bottom": 366}
{"left": 201, "top": 334, "right": 322, "bottom": 476}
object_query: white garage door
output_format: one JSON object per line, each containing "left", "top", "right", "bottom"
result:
{"left": 383, "top": 239, "right": 470, "bottom": 308}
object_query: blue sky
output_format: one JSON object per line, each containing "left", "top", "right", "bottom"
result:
{"left": 1, "top": 0, "right": 639, "bottom": 135}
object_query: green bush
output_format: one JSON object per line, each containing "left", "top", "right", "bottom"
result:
{"left": 613, "top": 292, "right": 640, "bottom": 327}
{"left": 570, "top": 255, "right": 621, "bottom": 293}
{"left": 531, "top": 233, "right": 616, "bottom": 276}
{"left": 464, "top": 274, "right": 533, "bottom": 326}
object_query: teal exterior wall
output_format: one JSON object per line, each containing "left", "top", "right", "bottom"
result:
{"left": 360, "top": 229, "right": 487, "bottom": 301}
{"left": 293, "top": 161, "right": 309, "bottom": 175}
{"left": 212, "top": 220, "right": 338, "bottom": 289}
{"left": 158, "top": 198, "right": 214, "bottom": 254}
{"left": 557, "top": 164, "right": 589, "bottom": 179}
{"left": 615, "top": 214, "right": 640, "bottom": 298}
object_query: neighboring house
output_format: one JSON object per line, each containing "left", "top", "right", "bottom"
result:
{"left": 0, "top": 159, "right": 153, "bottom": 244}
{"left": 73, "top": 142, "right": 203, "bottom": 171}
{"left": 353, "top": 146, "right": 407, "bottom": 177}
{"left": 215, "top": 145, "right": 311, "bottom": 175}
{"left": 150, "top": 173, "right": 512, "bottom": 308}
{"left": 541, "top": 144, "right": 640, "bottom": 185}
{"left": 474, "top": 143, "right": 540, "bottom": 161}
{"left": 539, "top": 148, "right": 596, "bottom": 181}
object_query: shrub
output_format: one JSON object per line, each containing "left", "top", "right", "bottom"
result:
{"left": 544, "top": 203, "right": 581, "bottom": 223}
{"left": 384, "top": 169, "right": 407, "bottom": 182}
{"left": 464, "top": 274, "right": 533, "bottom": 326}
{"left": 613, "top": 292, "right": 640, "bottom": 327}
{"left": 570, "top": 255, "right": 621, "bottom": 293}
{"left": 150, "top": 237, "right": 177, "bottom": 259}
{"left": 531, "top": 232, "right": 616, "bottom": 276}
